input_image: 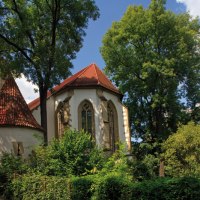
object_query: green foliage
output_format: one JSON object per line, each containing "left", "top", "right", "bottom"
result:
{"left": 0, "top": 153, "right": 28, "bottom": 198}
{"left": 12, "top": 174, "right": 70, "bottom": 200}
{"left": 11, "top": 174, "right": 200, "bottom": 200}
{"left": 101, "top": 0, "right": 200, "bottom": 144}
{"left": 93, "top": 173, "right": 132, "bottom": 200}
{"left": 71, "top": 176, "right": 94, "bottom": 200}
{"left": 162, "top": 122, "right": 200, "bottom": 177}
{"left": 30, "top": 129, "right": 104, "bottom": 176}
{"left": 130, "top": 154, "right": 159, "bottom": 181}
{"left": 12, "top": 174, "right": 96, "bottom": 200}
{"left": 0, "top": 0, "right": 99, "bottom": 87}
{"left": 129, "top": 141, "right": 161, "bottom": 180}
{"left": 101, "top": 144, "right": 130, "bottom": 176}
{"left": 0, "top": 0, "right": 99, "bottom": 135}
{"left": 131, "top": 177, "right": 200, "bottom": 200}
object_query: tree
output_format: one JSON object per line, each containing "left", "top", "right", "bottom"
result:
{"left": 162, "top": 122, "right": 200, "bottom": 177}
{"left": 101, "top": 0, "right": 200, "bottom": 145}
{"left": 0, "top": 0, "right": 99, "bottom": 144}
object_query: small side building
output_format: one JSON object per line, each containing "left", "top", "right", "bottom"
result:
{"left": 0, "top": 77, "right": 44, "bottom": 157}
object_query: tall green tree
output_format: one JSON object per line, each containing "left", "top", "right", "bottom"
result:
{"left": 101, "top": 0, "right": 200, "bottom": 144}
{"left": 0, "top": 0, "right": 99, "bottom": 144}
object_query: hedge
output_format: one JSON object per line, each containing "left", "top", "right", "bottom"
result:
{"left": 131, "top": 177, "right": 200, "bottom": 200}
{"left": 10, "top": 174, "right": 200, "bottom": 200}
{"left": 11, "top": 174, "right": 96, "bottom": 200}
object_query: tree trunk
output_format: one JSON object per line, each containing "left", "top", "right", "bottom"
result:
{"left": 39, "top": 86, "right": 48, "bottom": 145}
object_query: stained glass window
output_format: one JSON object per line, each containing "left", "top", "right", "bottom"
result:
{"left": 108, "top": 101, "right": 119, "bottom": 152}
{"left": 79, "top": 101, "right": 94, "bottom": 138}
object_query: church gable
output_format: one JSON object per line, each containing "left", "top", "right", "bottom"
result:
{"left": 28, "top": 63, "right": 122, "bottom": 111}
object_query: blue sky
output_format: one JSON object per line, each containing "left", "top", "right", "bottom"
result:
{"left": 16, "top": 0, "right": 199, "bottom": 102}
{"left": 71, "top": 0, "right": 185, "bottom": 74}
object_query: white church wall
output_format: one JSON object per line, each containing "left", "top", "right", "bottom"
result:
{"left": 32, "top": 107, "right": 41, "bottom": 125}
{"left": 55, "top": 91, "right": 68, "bottom": 105}
{"left": 69, "top": 89, "right": 102, "bottom": 146}
{"left": 0, "top": 127, "right": 43, "bottom": 157}
{"left": 30, "top": 88, "right": 130, "bottom": 151}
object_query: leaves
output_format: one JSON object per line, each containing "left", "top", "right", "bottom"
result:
{"left": 162, "top": 122, "right": 200, "bottom": 177}
{"left": 101, "top": 0, "right": 200, "bottom": 143}
{"left": 31, "top": 129, "right": 104, "bottom": 176}
{"left": 0, "top": 0, "right": 99, "bottom": 134}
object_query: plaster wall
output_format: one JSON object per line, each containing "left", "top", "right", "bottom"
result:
{"left": 68, "top": 89, "right": 102, "bottom": 146}
{"left": 32, "top": 107, "right": 41, "bottom": 125}
{"left": 31, "top": 88, "right": 130, "bottom": 150}
{"left": 0, "top": 127, "right": 43, "bottom": 157}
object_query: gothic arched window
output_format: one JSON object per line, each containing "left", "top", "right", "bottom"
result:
{"left": 78, "top": 100, "right": 95, "bottom": 138}
{"left": 108, "top": 101, "right": 119, "bottom": 152}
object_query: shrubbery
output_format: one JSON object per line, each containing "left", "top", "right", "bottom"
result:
{"left": 162, "top": 122, "right": 200, "bottom": 177}
{"left": 1, "top": 128, "right": 200, "bottom": 199}
{"left": 12, "top": 174, "right": 70, "bottom": 200}
{"left": 30, "top": 129, "right": 104, "bottom": 176}
{"left": 93, "top": 172, "right": 132, "bottom": 200}
{"left": 0, "top": 153, "right": 28, "bottom": 199}
{"left": 10, "top": 174, "right": 200, "bottom": 200}
{"left": 131, "top": 177, "right": 200, "bottom": 200}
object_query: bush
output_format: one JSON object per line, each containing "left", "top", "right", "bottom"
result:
{"left": 162, "top": 122, "right": 200, "bottom": 177}
{"left": 0, "top": 153, "right": 28, "bottom": 199}
{"left": 93, "top": 173, "right": 132, "bottom": 200}
{"left": 10, "top": 174, "right": 200, "bottom": 200}
{"left": 30, "top": 129, "right": 104, "bottom": 176}
{"left": 129, "top": 154, "right": 159, "bottom": 181}
{"left": 12, "top": 174, "right": 70, "bottom": 200}
{"left": 71, "top": 176, "right": 95, "bottom": 200}
{"left": 131, "top": 177, "right": 200, "bottom": 200}
{"left": 12, "top": 174, "right": 96, "bottom": 200}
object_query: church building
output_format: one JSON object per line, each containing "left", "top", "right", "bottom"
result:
{"left": 0, "top": 76, "right": 44, "bottom": 157}
{"left": 29, "top": 64, "right": 131, "bottom": 152}
{"left": 0, "top": 63, "right": 131, "bottom": 157}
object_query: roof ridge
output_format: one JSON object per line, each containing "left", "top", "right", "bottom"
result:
{"left": 67, "top": 64, "right": 91, "bottom": 86}
{"left": 93, "top": 64, "right": 100, "bottom": 85}
{"left": 95, "top": 66, "right": 121, "bottom": 93}
{"left": 28, "top": 63, "right": 123, "bottom": 111}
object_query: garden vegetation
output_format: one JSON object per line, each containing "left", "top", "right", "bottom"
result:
{"left": 0, "top": 127, "right": 200, "bottom": 200}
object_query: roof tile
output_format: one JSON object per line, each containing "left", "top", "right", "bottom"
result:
{"left": 29, "top": 63, "right": 122, "bottom": 110}
{"left": 0, "top": 77, "right": 43, "bottom": 131}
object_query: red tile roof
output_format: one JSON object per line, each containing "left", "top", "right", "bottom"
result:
{"left": 0, "top": 77, "right": 43, "bottom": 131}
{"left": 29, "top": 64, "right": 122, "bottom": 111}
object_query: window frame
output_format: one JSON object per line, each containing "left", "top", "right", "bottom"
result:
{"left": 78, "top": 100, "right": 95, "bottom": 139}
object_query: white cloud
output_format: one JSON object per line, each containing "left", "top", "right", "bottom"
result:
{"left": 176, "top": 0, "right": 200, "bottom": 18}
{"left": 16, "top": 75, "right": 39, "bottom": 103}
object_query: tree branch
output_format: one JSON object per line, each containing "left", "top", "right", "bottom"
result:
{"left": 0, "top": 33, "right": 35, "bottom": 65}
{"left": 12, "top": 0, "right": 35, "bottom": 48}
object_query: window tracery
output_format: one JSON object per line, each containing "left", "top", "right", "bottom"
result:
{"left": 78, "top": 100, "right": 95, "bottom": 138}
{"left": 107, "top": 101, "right": 119, "bottom": 152}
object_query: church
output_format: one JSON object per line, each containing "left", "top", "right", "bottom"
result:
{"left": 0, "top": 63, "right": 131, "bottom": 157}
